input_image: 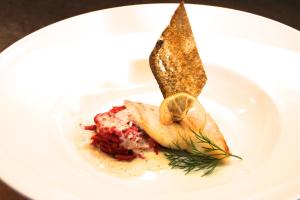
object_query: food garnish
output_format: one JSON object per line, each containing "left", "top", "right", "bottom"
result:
{"left": 149, "top": 1, "right": 207, "bottom": 98}
{"left": 159, "top": 92, "right": 205, "bottom": 125}
{"left": 163, "top": 131, "right": 242, "bottom": 176}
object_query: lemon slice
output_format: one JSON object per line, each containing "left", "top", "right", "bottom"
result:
{"left": 159, "top": 92, "right": 206, "bottom": 128}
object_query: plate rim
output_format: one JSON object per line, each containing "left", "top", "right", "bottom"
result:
{"left": 0, "top": 3, "right": 300, "bottom": 200}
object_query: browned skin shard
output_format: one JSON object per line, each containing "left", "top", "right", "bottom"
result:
{"left": 149, "top": 1, "right": 207, "bottom": 98}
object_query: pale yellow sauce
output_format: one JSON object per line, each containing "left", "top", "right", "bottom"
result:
{"left": 74, "top": 128, "right": 169, "bottom": 178}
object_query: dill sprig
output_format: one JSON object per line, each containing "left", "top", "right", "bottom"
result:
{"left": 162, "top": 131, "right": 242, "bottom": 176}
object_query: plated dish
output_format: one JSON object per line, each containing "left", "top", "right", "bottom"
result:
{"left": 0, "top": 3, "right": 300, "bottom": 200}
{"left": 82, "top": 2, "right": 241, "bottom": 176}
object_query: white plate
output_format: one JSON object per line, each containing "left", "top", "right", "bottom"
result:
{"left": 0, "top": 3, "right": 300, "bottom": 200}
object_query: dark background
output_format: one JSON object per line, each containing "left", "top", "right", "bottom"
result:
{"left": 1, "top": 0, "right": 300, "bottom": 53}
{"left": 0, "top": 0, "right": 299, "bottom": 199}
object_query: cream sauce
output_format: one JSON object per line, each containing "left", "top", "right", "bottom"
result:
{"left": 74, "top": 128, "right": 169, "bottom": 178}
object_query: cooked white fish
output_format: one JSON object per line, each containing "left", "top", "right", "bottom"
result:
{"left": 124, "top": 100, "right": 229, "bottom": 154}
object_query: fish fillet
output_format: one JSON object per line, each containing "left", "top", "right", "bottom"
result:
{"left": 124, "top": 100, "right": 229, "bottom": 154}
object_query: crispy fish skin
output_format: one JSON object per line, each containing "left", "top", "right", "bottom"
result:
{"left": 149, "top": 1, "right": 207, "bottom": 98}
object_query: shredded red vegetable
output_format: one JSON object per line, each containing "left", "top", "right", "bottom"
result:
{"left": 85, "top": 106, "right": 159, "bottom": 161}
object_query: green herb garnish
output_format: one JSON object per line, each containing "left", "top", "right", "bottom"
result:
{"left": 162, "top": 130, "right": 242, "bottom": 176}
